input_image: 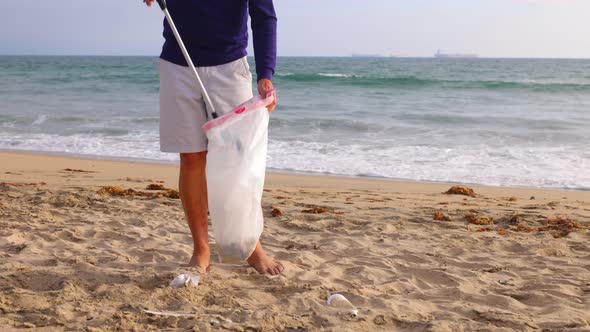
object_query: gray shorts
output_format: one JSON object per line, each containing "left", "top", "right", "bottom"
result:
{"left": 158, "top": 57, "right": 253, "bottom": 153}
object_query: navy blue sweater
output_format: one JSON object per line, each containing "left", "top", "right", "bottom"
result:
{"left": 160, "top": 0, "right": 277, "bottom": 81}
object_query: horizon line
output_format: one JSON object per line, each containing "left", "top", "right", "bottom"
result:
{"left": 1, "top": 53, "right": 590, "bottom": 60}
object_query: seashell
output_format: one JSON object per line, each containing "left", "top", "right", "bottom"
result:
{"left": 169, "top": 274, "right": 200, "bottom": 288}
{"left": 327, "top": 293, "right": 358, "bottom": 317}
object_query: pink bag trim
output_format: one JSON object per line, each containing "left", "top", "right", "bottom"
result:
{"left": 202, "top": 90, "right": 275, "bottom": 134}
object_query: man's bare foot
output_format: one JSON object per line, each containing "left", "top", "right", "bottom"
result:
{"left": 246, "top": 242, "right": 284, "bottom": 275}
{"left": 187, "top": 245, "right": 210, "bottom": 273}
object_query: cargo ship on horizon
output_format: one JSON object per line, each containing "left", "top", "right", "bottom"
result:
{"left": 434, "top": 49, "right": 478, "bottom": 59}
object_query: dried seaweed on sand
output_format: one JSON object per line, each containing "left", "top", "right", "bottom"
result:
{"left": 444, "top": 186, "right": 477, "bottom": 197}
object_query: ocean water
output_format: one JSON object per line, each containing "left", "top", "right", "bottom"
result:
{"left": 1, "top": 55, "right": 589, "bottom": 190}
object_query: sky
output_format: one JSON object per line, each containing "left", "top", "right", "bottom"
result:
{"left": 0, "top": 0, "right": 589, "bottom": 58}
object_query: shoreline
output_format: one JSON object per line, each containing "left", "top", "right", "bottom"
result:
{"left": 2, "top": 149, "right": 588, "bottom": 193}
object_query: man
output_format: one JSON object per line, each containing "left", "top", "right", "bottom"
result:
{"left": 144, "top": 0, "right": 283, "bottom": 275}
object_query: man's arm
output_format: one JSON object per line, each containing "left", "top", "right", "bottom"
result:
{"left": 249, "top": 0, "right": 277, "bottom": 82}
{"left": 249, "top": 0, "right": 278, "bottom": 112}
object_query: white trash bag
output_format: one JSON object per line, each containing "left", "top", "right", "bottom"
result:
{"left": 202, "top": 92, "right": 275, "bottom": 262}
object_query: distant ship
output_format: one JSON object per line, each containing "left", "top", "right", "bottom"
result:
{"left": 434, "top": 49, "right": 478, "bottom": 59}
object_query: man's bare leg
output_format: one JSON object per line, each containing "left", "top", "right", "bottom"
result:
{"left": 179, "top": 152, "right": 210, "bottom": 271}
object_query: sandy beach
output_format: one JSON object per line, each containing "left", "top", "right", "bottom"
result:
{"left": 1, "top": 151, "right": 589, "bottom": 331}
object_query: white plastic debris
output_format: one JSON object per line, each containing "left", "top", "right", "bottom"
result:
{"left": 209, "top": 316, "right": 233, "bottom": 325}
{"left": 143, "top": 309, "right": 197, "bottom": 317}
{"left": 169, "top": 274, "right": 200, "bottom": 288}
{"left": 327, "top": 293, "right": 358, "bottom": 317}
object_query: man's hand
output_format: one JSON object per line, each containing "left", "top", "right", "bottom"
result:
{"left": 257, "top": 79, "right": 277, "bottom": 113}
{"left": 144, "top": 0, "right": 154, "bottom": 7}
